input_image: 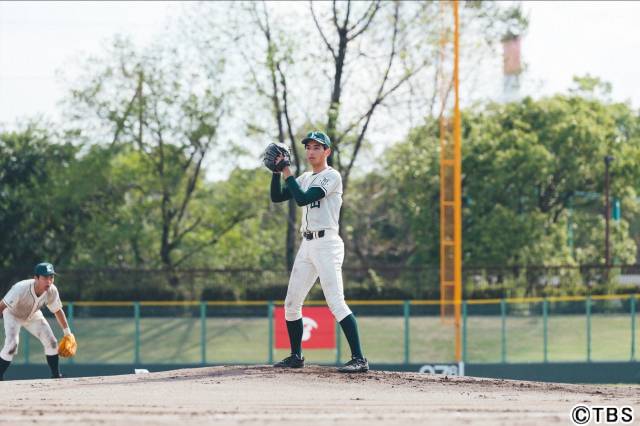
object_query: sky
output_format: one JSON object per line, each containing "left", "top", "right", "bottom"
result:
{"left": 1, "top": 1, "right": 639, "bottom": 130}
{"left": 0, "top": 1, "right": 177, "bottom": 125}
{"left": 520, "top": 1, "right": 640, "bottom": 105}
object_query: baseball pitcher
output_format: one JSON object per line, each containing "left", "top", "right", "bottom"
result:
{"left": 0, "top": 262, "right": 77, "bottom": 380}
{"left": 263, "top": 131, "right": 369, "bottom": 373}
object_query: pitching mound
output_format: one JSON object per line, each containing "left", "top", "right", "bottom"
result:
{"left": 1, "top": 365, "right": 638, "bottom": 425}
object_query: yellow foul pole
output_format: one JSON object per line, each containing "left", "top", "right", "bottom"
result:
{"left": 453, "top": 0, "right": 462, "bottom": 363}
{"left": 439, "top": 0, "right": 462, "bottom": 362}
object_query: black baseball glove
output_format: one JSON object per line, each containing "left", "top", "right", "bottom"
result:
{"left": 262, "top": 143, "right": 291, "bottom": 172}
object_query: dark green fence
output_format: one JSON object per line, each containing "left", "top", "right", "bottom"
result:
{"left": 4, "top": 295, "right": 637, "bottom": 366}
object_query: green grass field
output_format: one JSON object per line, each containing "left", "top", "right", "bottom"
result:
{"left": 4, "top": 311, "right": 638, "bottom": 365}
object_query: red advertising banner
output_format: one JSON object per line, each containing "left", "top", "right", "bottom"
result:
{"left": 274, "top": 306, "right": 336, "bottom": 349}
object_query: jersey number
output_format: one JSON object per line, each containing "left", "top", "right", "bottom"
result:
{"left": 310, "top": 200, "right": 321, "bottom": 209}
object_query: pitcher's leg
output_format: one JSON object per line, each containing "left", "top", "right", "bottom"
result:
{"left": 284, "top": 250, "right": 319, "bottom": 323}
{"left": 313, "top": 240, "right": 351, "bottom": 322}
{"left": 338, "top": 314, "right": 363, "bottom": 359}
{"left": 313, "top": 239, "right": 368, "bottom": 370}
{"left": 275, "top": 243, "right": 318, "bottom": 368}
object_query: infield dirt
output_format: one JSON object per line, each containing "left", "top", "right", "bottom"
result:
{"left": 1, "top": 365, "right": 638, "bottom": 425}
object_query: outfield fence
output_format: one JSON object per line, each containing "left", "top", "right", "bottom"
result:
{"left": 4, "top": 295, "right": 637, "bottom": 366}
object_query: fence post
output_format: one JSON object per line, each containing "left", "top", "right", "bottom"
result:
{"left": 543, "top": 298, "right": 548, "bottom": 363}
{"left": 462, "top": 301, "right": 468, "bottom": 363}
{"left": 134, "top": 302, "right": 140, "bottom": 364}
{"left": 631, "top": 295, "right": 636, "bottom": 361}
{"left": 586, "top": 296, "right": 591, "bottom": 362}
{"left": 500, "top": 298, "right": 507, "bottom": 363}
{"left": 335, "top": 320, "right": 341, "bottom": 366}
{"left": 267, "top": 301, "right": 274, "bottom": 364}
{"left": 68, "top": 303, "right": 74, "bottom": 365}
{"left": 200, "top": 301, "right": 207, "bottom": 365}
{"left": 403, "top": 300, "right": 410, "bottom": 365}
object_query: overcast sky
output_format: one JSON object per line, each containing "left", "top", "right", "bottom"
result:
{"left": 521, "top": 1, "right": 640, "bottom": 104}
{"left": 1, "top": 1, "right": 639, "bottom": 127}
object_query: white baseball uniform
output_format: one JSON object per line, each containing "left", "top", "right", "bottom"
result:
{"left": 284, "top": 167, "right": 352, "bottom": 322}
{"left": 1, "top": 279, "right": 63, "bottom": 361}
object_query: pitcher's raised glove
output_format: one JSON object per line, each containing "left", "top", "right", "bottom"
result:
{"left": 58, "top": 333, "right": 77, "bottom": 358}
{"left": 262, "top": 143, "right": 291, "bottom": 172}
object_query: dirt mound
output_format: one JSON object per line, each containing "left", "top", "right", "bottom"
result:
{"left": 1, "top": 365, "right": 638, "bottom": 425}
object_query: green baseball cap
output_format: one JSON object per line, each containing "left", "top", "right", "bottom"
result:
{"left": 34, "top": 262, "right": 56, "bottom": 276}
{"left": 301, "top": 131, "right": 331, "bottom": 148}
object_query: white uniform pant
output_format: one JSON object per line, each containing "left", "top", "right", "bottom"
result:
{"left": 285, "top": 231, "right": 352, "bottom": 322}
{"left": 1, "top": 310, "right": 58, "bottom": 362}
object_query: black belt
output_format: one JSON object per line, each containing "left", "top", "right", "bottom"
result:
{"left": 303, "top": 230, "right": 325, "bottom": 240}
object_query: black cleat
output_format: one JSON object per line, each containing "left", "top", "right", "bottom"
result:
{"left": 51, "top": 373, "right": 62, "bottom": 379}
{"left": 338, "top": 357, "right": 369, "bottom": 373}
{"left": 273, "top": 354, "right": 305, "bottom": 368}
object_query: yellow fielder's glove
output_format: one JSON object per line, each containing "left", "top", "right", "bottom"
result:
{"left": 58, "top": 333, "right": 77, "bottom": 358}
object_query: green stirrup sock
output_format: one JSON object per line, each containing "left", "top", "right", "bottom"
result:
{"left": 46, "top": 354, "right": 60, "bottom": 377}
{"left": 0, "top": 357, "right": 11, "bottom": 380}
{"left": 286, "top": 319, "right": 303, "bottom": 357}
{"left": 339, "top": 314, "right": 364, "bottom": 359}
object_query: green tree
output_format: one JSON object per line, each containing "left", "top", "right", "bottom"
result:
{"left": 461, "top": 95, "right": 639, "bottom": 267}
{"left": 196, "top": 168, "right": 286, "bottom": 269}
{"left": 0, "top": 124, "right": 123, "bottom": 270}
{"left": 355, "top": 94, "right": 640, "bottom": 275}
{"left": 65, "top": 37, "right": 251, "bottom": 285}
{"left": 190, "top": 1, "right": 527, "bottom": 255}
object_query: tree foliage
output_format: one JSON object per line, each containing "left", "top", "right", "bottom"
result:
{"left": 350, "top": 94, "right": 640, "bottom": 272}
{"left": 64, "top": 37, "right": 257, "bottom": 280}
{"left": 0, "top": 125, "right": 122, "bottom": 270}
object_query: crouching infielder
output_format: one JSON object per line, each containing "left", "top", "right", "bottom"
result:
{"left": 0, "top": 262, "right": 77, "bottom": 380}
